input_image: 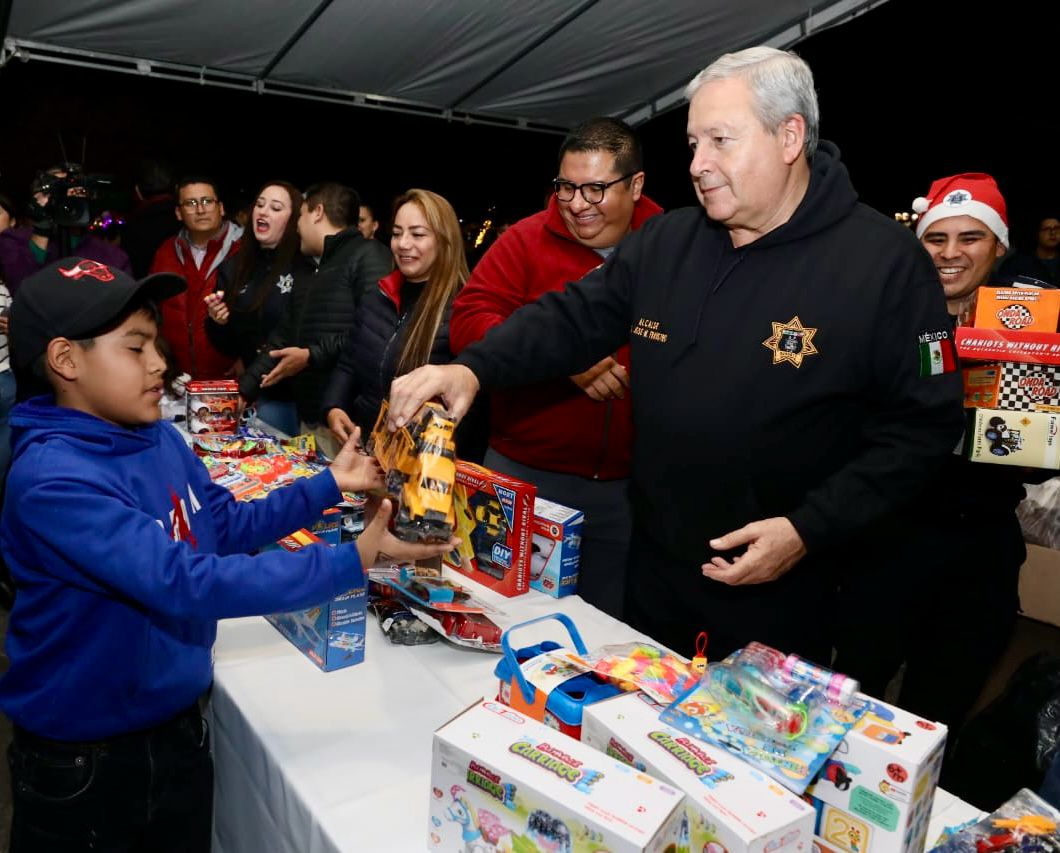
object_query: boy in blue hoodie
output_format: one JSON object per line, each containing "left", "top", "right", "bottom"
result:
{"left": 0, "top": 257, "right": 454, "bottom": 852}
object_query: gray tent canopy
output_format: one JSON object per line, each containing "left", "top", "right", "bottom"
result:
{"left": 1, "top": 0, "right": 887, "bottom": 133}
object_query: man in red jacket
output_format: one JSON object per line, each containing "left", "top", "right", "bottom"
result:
{"left": 149, "top": 176, "right": 242, "bottom": 378}
{"left": 450, "top": 117, "right": 661, "bottom": 617}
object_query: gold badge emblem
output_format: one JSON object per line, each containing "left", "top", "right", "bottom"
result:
{"left": 762, "top": 316, "right": 818, "bottom": 367}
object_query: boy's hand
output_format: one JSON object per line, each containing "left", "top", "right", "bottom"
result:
{"left": 328, "top": 428, "right": 383, "bottom": 493}
{"left": 355, "top": 499, "right": 459, "bottom": 568}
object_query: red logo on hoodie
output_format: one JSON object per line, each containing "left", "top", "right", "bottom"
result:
{"left": 168, "top": 489, "right": 198, "bottom": 548}
{"left": 58, "top": 260, "right": 116, "bottom": 282}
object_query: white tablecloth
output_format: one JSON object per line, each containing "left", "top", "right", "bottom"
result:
{"left": 209, "top": 580, "right": 983, "bottom": 853}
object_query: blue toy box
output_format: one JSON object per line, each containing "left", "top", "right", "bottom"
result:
{"left": 529, "top": 497, "right": 583, "bottom": 598}
{"left": 263, "top": 529, "right": 367, "bottom": 672}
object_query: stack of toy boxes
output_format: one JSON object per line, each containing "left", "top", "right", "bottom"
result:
{"left": 956, "top": 287, "right": 1060, "bottom": 468}
{"left": 429, "top": 699, "right": 687, "bottom": 852}
{"left": 262, "top": 529, "right": 367, "bottom": 672}
{"left": 443, "top": 461, "right": 535, "bottom": 597}
{"left": 804, "top": 696, "right": 946, "bottom": 853}
{"left": 582, "top": 692, "right": 815, "bottom": 853}
{"left": 529, "top": 497, "right": 583, "bottom": 598}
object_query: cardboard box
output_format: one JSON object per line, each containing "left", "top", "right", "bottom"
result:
{"left": 955, "top": 327, "right": 1060, "bottom": 366}
{"left": 1020, "top": 545, "right": 1060, "bottom": 628}
{"left": 309, "top": 506, "right": 342, "bottom": 546}
{"left": 582, "top": 692, "right": 815, "bottom": 853}
{"left": 966, "top": 408, "right": 1060, "bottom": 469}
{"left": 186, "top": 379, "right": 240, "bottom": 434}
{"left": 429, "top": 699, "right": 686, "bottom": 852}
{"left": 962, "top": 362, "right": 1060, "bottom": 411}
{"left": 973, "top": 287, "right": 1060, "bottom": 332}
{"left": 263, "top": 529, "right": 366, "bottom": 671}
{"left": 444, "top": 461, "right": 535, "bottom": 597}
{"left": 530, "top": 497, "right": 583, "bottom": 598}
{"left": 805, "top": 696, "right": 946, "bottom": 853}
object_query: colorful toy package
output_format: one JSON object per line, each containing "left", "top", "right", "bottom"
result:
{"left": 530, "top": 497, "right": 583, "bottom": 598}
{"left": 963, "top": 362, "right": 1060, "bottom": 412}
{"left": 186, "top": 379, "right": 241, "bottom": 434}
{"left": 582, "top": 691, "right": 816, "bottom": 853}
{"left": 444, "top": 460, "right": 535, "bottom": 597}
{"left": 928, "top": 789, "right": 1059, "bottom": 853}
{"left": 973, "top": 287, "right": 1060, "bottom": 333}
{"left": 660, "top": 645, "right": 867, "bottom": 794}
{"left": 966, "top": 408, "right": 1060, "bottom": 469}
{"left": 567, "top": 642, "right": 699, "bottom": 706}
{"left": 806, "top": 695, "right": 946, "bottom": 853}
{"left": 429, "top": 699, "right": 687, "bottom": 853}
{"left": 262, "top": 529, "right": 366, "bottom": 672}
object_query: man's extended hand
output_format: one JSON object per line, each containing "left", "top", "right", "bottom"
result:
{"left": 328, "top": 428, "right": 383, "bottom": 493}
{"left": 261, "top": 347, "right": 310, "bottom": 388}
{"left": 387, "top": 364, "right": 480, "bottom": 429}
{"left": 570, "top": 356, "right": 629, "bottom": 401}
{"left": 355, "top": 498, "right": 459, "bottom": 568}
{"left": 701, "top": 517, "right": 807, "bottom": 585}
{"left": 327, "top": 407, "right": 357, "bottom": 445}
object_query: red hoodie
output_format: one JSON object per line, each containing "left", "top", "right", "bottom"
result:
{"left": 149, "top": 223, "right": 242, "bottom": 379}
{"left": 451, "top": 194, "right": 662, "bottom": 479}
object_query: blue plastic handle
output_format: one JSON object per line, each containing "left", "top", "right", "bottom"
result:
{"left": 500, "top": 613, "right": 588, "bottom": 706}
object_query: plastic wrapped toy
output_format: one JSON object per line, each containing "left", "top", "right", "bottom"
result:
{"left": 368, "top": 598, "right": 439, "bottom": 646}
{"left": 569, "top": 642, "right": 698, "bottom": 705}
{"left": 929, "top": 789, "right": 1060, "bottom": 853}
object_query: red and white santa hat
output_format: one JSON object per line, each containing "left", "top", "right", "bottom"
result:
{"left": 912, "top": 173, "right": 1008, "bottom": 247}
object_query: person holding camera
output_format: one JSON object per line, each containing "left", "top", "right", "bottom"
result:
{"left": 0, "top": 165, "right": 131, "bottom": 294}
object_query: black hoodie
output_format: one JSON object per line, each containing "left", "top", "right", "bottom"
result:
{"left": 457, "top": 142, "right": 964, "bottom": 566}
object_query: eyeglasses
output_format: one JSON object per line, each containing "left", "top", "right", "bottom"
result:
{"left": 180, "top": 197, "right": 218, "bottom": 211}
{"left": 553, "top": 173, "right": 634, "bottom": 204}
{"left": 1040, "top": 225, "right": 1060, "bottom": 233}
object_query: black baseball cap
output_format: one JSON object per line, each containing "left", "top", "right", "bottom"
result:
{"left": 9, "top": 258, "right": 186, "bottom": 371}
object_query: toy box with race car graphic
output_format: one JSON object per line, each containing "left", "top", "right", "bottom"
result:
{"left": 443, "top": 460, "right": 535, "bottom": 597}
{"left": 805, "top": 695, "right": 946, "bottom": 853}
{"left": 429, "top": 699, "right": 687, "bottom": 853}
{"left": 966, "top": 408, "right": 1060, "bottom": 469}
{"left": 262, "top": 529, "right": 366, "bottom": 672}
{"left": 530, "top": 497, "right": 583, "bottom": 598}
{"left": 582, "top": 691, "right": 815, "bottom": 853}
{"left": 962, "top": 362, "right": 1060, "bottom": 411}
{"left": 972, "top": 287, "right": 1060, "bottom": 333}
{"left": 186, "top": 379, "right": 241, "bottom": 434}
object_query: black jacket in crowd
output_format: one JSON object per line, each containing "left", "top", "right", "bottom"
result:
{"left": 241, "top": 227, "right": 393, "bottom": 423}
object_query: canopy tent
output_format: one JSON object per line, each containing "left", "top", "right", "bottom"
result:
{"left": 1, "top": 0, "right": 887, "bottom": 133}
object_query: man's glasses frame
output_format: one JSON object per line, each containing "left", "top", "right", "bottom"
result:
{"left": 552, "top": 173, "right": 635, "bottom": 205}
{"left": 180, "top": 197, "right": 218, "bottom": 211}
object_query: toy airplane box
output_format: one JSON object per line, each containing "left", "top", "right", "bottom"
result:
{"left": 582, "top": 692, "right": 815, "bottom": 853}
{"left": 263, "top": 529, "right": 366, "bottom": 672}
{"left": 966, "top": 408, "right": 1060, "bottom": 469}
{"left": 444, "top": 461, "right": 535, "bottom": 597}
{"left": 963, "top": 362, "right": 1060, "bottom": 411}
{"left": 973, "top": 287, "right": 1060, "bottom": 333}
{"left": 186, "top": 379, "right": 241, "bottom": 434}
{"left": 429, "top": 699, "right": 687, "bottom": 853}
{"left": 530, "top": 497, "right": 583, "bottom": 598}
{"left": 805, "top": 695, "right": 946, "bottom": 853}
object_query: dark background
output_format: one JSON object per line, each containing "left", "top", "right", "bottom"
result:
{"left": 0, "top": 0, "right": 1055, "bottom": 251}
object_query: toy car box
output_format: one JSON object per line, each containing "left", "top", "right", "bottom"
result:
{"left": 966, "top": 408, "right": 1060, "bottom": 469}
{"left": 805, "top": 695, "right": 946, "bottom": 853}
{"left": 582, "top": 691, "right": 815, "bottom": 853}
{"left": 530, "top": 497, "right": 583, "bottom": 598}
{"left": 956, "top": 327, "right": 1060, "bottom": 366}
{"left": 444, "top": 460, "right": 535, "bottom": 597}
{"left": 263, "top": 529, "right": 366, "bottom": 672}
{"left": 973, "top": 287, "right": 1060, "bottom": 333}
{"left": 963, "top": 362, "right": 1060, "bottom": 411}
{"left": 186, "top": 379, "right": 241, "bottom": 434}
{"left": 429, "top": 699, "right": 687, "bottom": 853}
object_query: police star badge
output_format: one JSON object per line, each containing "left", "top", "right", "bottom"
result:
{"left": 762, "top": 316, "right": 818, "bottom": 367}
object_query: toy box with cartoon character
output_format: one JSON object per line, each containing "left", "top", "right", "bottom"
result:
{"left": 805, "top": 695, "right": 946, "bottom": 853}
{"left": 582, "top": 691, "right": 815, "bottom": 853}
{"left": 444, "top": 460, "right": 535, "bottom": 597}
{"left": 973, "top": 287, "right": 1060, "bottom": 333}
{"left": 963, "top": 363, "right": 1060, "bottom": 411}
{"left": 262, "top": 529, "right": 366, "bottom": 672}
{"left": 428, "top": 699, "right": 687, "bottom": 853}
{"left": 530, "top": 497, "right": 583, "bottom": 598}
{"left": 186, "top": 380, "right": 241, "bottom": 434}
{"left": 966, "top": 408, "right": 1060, "bottom": 469}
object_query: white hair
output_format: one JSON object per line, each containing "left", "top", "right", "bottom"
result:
{"left": 685, "top": 46, "right": 820, "bottom": 160}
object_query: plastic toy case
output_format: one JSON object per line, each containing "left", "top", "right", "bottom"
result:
{"left": 530, "top": 497, "right": 583, "bottom": 598}
{"left": 582, "top": 691, "right": 816, "bottom": 853}
{"left": 927, "top": 788, "right": 1060, "bottom": 853}
{"left": 428, "top": 699, "right": 687, "bottom": 853}
{"left": 186, "top": 379, "right": 241, "bottom": 434}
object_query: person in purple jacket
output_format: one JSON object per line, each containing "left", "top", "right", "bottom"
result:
{"left": 0, "top": 257, "right": 454, "bottom": 852}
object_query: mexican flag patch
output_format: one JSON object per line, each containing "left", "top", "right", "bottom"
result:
{"left": 918, "top": 330, "right": 957, "bottom": 377}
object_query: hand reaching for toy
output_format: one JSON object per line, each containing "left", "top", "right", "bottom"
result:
{"left": 701, "top": 516, "right": 806, "bottom": 585}
{"left": 328, "top": 428, "right": 383, "bottom": 493}
{"left": 327, "top": 407, "right": 357, "bottom": 445}
{"left": 204, "top": 291, "right": 230, "bottom": 324}
{"left": 355, "top": 498, "right": 459, "bottom": 568}
{"left": 570, "top": 356, "right": 629, "bottom": 401}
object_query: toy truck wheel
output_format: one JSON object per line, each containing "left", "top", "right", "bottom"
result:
{"left": 990, "top": 444, "right": 1010, "bottom": 456}
{"left": 988, "top": 416, "right": 1006, "bottom": 428}
{"left": 985, "top": 429, "right": 1000, "bottom": 441}
{"left": 197, "top": 406, "right": 209, "bottom": 417}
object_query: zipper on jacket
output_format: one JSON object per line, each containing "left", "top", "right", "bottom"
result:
{"left": 379, "top": 308, "right": 411, "bottom": 391}
{"left": 592, "top": 400, "right": 614, "bottom": 480}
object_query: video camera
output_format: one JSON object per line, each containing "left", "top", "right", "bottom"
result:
{"left": 29, "top": 163, "right": 113, "bottom": 230}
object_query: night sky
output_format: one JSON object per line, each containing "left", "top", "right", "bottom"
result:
{"left": 0, "top": 0, "right": 1054, "bottom": 251}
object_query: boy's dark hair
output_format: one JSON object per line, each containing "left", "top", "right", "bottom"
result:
{"left": 302, "top": 182, "right": 360, "bottom": 229}
{"left": 175, "top": 175, "right": 220, "bottom": 200}
{"left": 558, "top": 117, "right": 643, "bottom": 177}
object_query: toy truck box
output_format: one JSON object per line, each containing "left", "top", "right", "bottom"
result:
{"left": 429, "top": 699, "right": 687, "bottom": 853}
{"left": 530, "top": 497, "right": 583, "bottom": 598}
{"left": 963, "top": 362, "right": 1060, "bottom": 411}
{"left": 582, "top": 692, "right": 815, "bottom": 853}
{"left": 263, "top": 529, "right": 366, "bottom": 671}
{"left": 973, "top": 287, "right": 1060, "bottom": 333}
{"left": 444, "top": 461, "right": 535, "bottom": 597}
{"left": 805, "top": 696, "right": 946, "bottom": 853}
{"left": 966, "top": 408, "right": 1060, "bottom": 469}
{"left": 186, "top": 379, "right": 241, "bottom": 434}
